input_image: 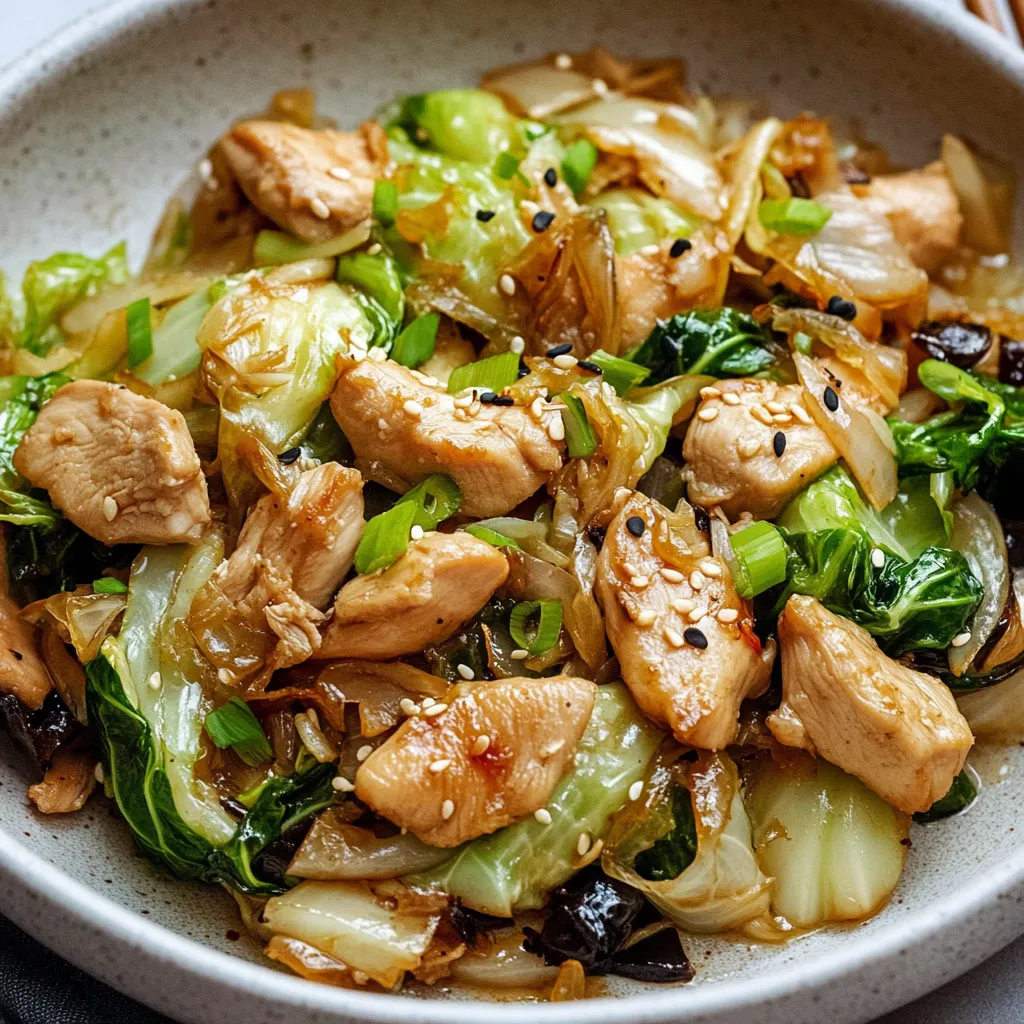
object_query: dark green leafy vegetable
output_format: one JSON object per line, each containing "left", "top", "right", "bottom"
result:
{"left": 125, "top": 297, "right": 153, "bottom": 368}
{"left": 559, "top": 393, "right": 597, "bottom": 458}
{"left": 634, "top": 784, "right": 698, "bottom": 882}
{"left": 204, "top": 698, "right": 273, "bottom": 767}
{"left": 422, "top": 596, "right": 518, "bottom": 682}
{"left": 912, "top": 769, "right": 978, "bottom": 823}
{"left": 561, "top": 139, "right": 599, "bottom": 199}
{"left": 391, "top": 313, "right": 440, "bottom": 369}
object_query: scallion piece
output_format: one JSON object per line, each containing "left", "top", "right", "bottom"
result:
{"left": 509, "top": 599, "right": 562, "bottom": 654}
{"left": 465, "top": 524, "right": 521, "bottom": 551}
{"left": 373, "top": 180, "right": 399, "bottom": 227}
{"left": 494, "top": 151, "right": 529, "bottom": 187}
{"left": 253, "top": 221, "right": 371, "bottom": 266}
{"left": 447, "top": 352, "right": 520, "bottom": 395}
{"left": 758, "top": 197, "right": 832, "bottom": 237}
{"left": 354, "top": 500, "right": 418, "bottom": 574}
{"left": 728, "top": 520, "right": 789, "bottom": 598}
{"left": 398, "top": 473, "right": 462, "bottom": 530}
{"left": 589, "top": 349, "right": 651, "bottom": 396}
{"left": 559, "top": 393, "right": 597, "bottom": 458}
{"left": 125, "top": 297, "right": 153, "bottom": 368}
{"left": 391, "top": 313, "right": 440, "bottom": 369}
{"left": 561, "top": 138, "right": 599, "bottom": 199}
{"left": 204, "top": 698, "right": 273, "bottom": 767}
{"left": 92, "top": 577, "right": 128, "bottom": 594}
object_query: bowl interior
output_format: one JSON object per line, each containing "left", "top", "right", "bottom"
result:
{"left": 2, "top": 0, "right": 1024, "bottom": 1018}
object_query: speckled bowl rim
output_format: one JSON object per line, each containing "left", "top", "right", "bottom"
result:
{"left": 2, "top": 1, "right": 1024, "bottom": 1021}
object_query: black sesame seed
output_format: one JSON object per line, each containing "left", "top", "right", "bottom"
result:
{"left": 626, "top": 515, "right": 646, "bottom": 537}
{"left": 587, "top": 524, "right": 607, "bottom": 550}
{"left": 669, "top": 238, "right": 692, "bottom": 258}
{"left": 478, "top": 391, "right": 498, "bottom": 404}
{"left": 823, "top": 385, "right": 840, "bottom": 412}
{"left": 773, "top": 431, "right": 787, "bottom": 457}
{"left": 476, "top": 210, "right": 496, "bottom": 222}
{"left": 577, "top": 360, "right": 601, "bottom": 373}
{"left": 11, "top": 649, "right": 23, "bottom": 661}
{"left": 825, "top": 295, "right": 857, "bottom": 321}
{"left": 491, "top": 395, "right": 515, "bottom": 406}
{"left": 546, "top": 343, "right": 573, "bottom": 357}
{"left": 532, "top": 210, "right": 556, "bottom": 233}
{"left": 693, "top": 504, "right": 710, "bottom": 533}
{"left": 684, "top": 627, "right": 708, "bottom": 649}
{"left": 517, "top": 366, "right": 530, "bottom": 379}
{"left": 277, "top": 447, "right": 302, "bottom": 465}
{"left": 544, "top": 167, "right": 558, "bottom": 187}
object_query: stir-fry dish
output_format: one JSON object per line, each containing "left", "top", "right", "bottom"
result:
{"left": 3, "top": 47, "right": 1024, "bottom": 999}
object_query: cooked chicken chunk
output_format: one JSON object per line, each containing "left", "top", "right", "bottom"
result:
{"left": 189, "top": 463, "right": 364, "bottom": 689}
{"left": 330, "top": 357, "right": 563, "bottom": 518}
{"left": 595, "top": 493, "right": 774, "bottom": 749}
{"left": 319, "top": 531, "right": 508, "bottom": 660}
{"left": 356, "top": 676, "right": 595, "bottom": 846}
{"left": 769, "top": 595, "right": 973, "bottom": 814}
{"left": 0, "top": 595, "right": 51, "bottom": 709}
{"left": 682, "top": 379, "right": 838, "bottom": 520}
{"left": 14, "top": 380, "right": 210, "bottom": 546}
{"left": 219, "top": 120, "right": 387, "bottom": 243}
{"left": 867, "top": 167, "right": 962, "bottom": 274}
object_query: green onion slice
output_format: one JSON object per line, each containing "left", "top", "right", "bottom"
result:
{"left": 447, "top": 351, "right": 520, "bottom": 395}
{"left": 758, "top": 197, "right": 832, "bottom": 237}
{"left": 561, "top": 138, "right": 599, "bottom": 199}
{"left": 560, "top": 393, "right": 597, "bottom": 458}
{"left": 398, "top": 473, "right": 462, "bottom": 530}
{"left": 253, "top": 222, "right": 371, "bottom": 266}
{"left": 373, "top": 180, "right": 399, "bottom": 227}
{"left": 589, "top": 349, "right": 651, "bottom": 396}
{"left": 391, "top": 313, "right": 440, "bottom": 369}
{"left": 494, "top": 152, "right": 529, "bottom": 186}
{"left": 728, "top": 520, "right": 788, "bottom": 598}
{"left": 204, "top": 698, "right": 273, "bottom": 767}
{"left": 465, "top": 524, "right": 522, "bottom": 550}
{"left": 125, "top": 297, "right": 153, "bottom": 368}
{"left": 509, "top": 599, "right": 563, "bottom": 654}
{"left": 92, "top": 577, "right": 128, "bottom": 594}
{"left": 354, "top": 501, "right": 418, "bottom": 574}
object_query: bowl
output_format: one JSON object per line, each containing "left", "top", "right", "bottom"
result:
{"left": 2, "top": 0, "right": 1024, "bottom": 1021}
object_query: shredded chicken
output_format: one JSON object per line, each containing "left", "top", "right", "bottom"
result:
{"left": 330, "top": 357, "right": 563, "bottom": 518}
{"left": 13, "top": 380, "right": 210, "bottom": 546}
{"left": 355, "top": 675, "right": 595, "bottom": 846}
{"left": 595, "top": 492, "right": 774, "bottom": 749}
{"left": 27, "top": 745, "right": 97, "bottom": 814}
{"left": 769, "top": 595, "right": 973, "bottom": 814}
{"left": 682, "top": 379, "right": 838, "bottom": 520}
{"left": 320, "top": 531, "right": 509, "bottom": 660}
{"left": 0, "top": 595, "right": 51, "bottom": 709}
{"left": 219, "top": 120, "right": 388, "bottom": 243}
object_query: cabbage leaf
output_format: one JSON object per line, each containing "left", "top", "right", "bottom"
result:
{"left": 586, "top": 188, "right": 699, "bottom": 255}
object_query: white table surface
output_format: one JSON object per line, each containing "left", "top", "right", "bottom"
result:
{"left": 2, "top": 2, "right": 1022, "bottom": 1022}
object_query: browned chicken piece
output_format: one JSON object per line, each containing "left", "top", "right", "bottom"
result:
{"left": 769, "top": 595, "right": 973, "bottom": 814}
{"left": 319, "top": 531, "right": 508, "bottom": 660}
{"left": 594, "top": 493, "right": 774, "bottom": 749}
{"left": 866, "top": 167, "right": 963, "bottom": 274}
{"left": 0, "top": 594, "right": 51, "bottom": 709}
{"left": 330, "top": 357, "right": 563, "bottom": 518}
{"left": 355, "top": 676, "right": 596, "bottom": 846}
{"left": 27, "top": 746, "right": 97, "bottom": 814}
{"left": 14, "top": 380, "right": 210, "bottom": 546}
{"left": 219, "top": 120, "right": 387, "bottom": 243}
{"left": 189, "top": 463, "right": 364, "bottom": 688}
{"left": 682, "top": 379, "right": 838, "bottom": 520}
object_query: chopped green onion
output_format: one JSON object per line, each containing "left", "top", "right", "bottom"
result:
{"left": 125, "top": 297, "right": 153, "bottom": 368}
{"left": 561, "top": 138, "right": 599, "bottom": 199}
{"left": 589, "top": 349, "right": 651, "bottom": 396}
{"left": 92, "top": 577, "right": 128, "bottom": 594}
{"left": 354, "top": 500, "right": 418, "bottom": 574}
{"left": 509, "top": 599, "right": 563, "bottom": 654}
{"left": 728, "top": 520, "right": 789, "bottom": 598}
{"left": 559, "top": 393, "right": 597, "bottom": 458}
{"left": 465, "top": 524, "right": 521, "bottom": 550}
{"left": 447, "top": 351, "right": 520, "bottom": 395}
{"left": 253, "top": 222, "right": 371, "bottom": 266}
{"left": 391, "top": 313, "right": 440, "bottom": 369}
{"left": 494, "top": 151, "right": 529, "bottom": 187}
{"left": 372, "top": 180, "right": 399, "bottom": 227}
{"left": 204, "top": 698, "right": 273, "bottom": 767}
{"left": 758, "top": 197, "right": 832, "bottom": 237}
{"left": 398, "top": 473, "right": 462, "bottom": 529}
{"left": 793, "top": 331, "right": 814, "bottom": 356}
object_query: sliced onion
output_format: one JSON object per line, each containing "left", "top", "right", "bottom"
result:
{"left": 896, "top": 386, "right": 945, "bottom": 424}
{"left": 294, "top": 709, "right": 337, "bottom": 763}
{"left": 39, "top": 622, "right": 88, "bottom": 725}
{"left": 472, "top": 517, "right": 570, "bottom": 567}
{"left": 958, "top": 664, "right": 1024, "bottom": 740}
{"left": 482, "top": 62, "right": 600, "bottom": 119}
{"left": 450, "top": 930, "right": 559, "bottom": 990}
{"left": 941, "top": 134, "right": 1008, "bottom": 255}
{"left": 727, "top": 117, "right": 783, "bottom": 250}
{"left": 949, "top": 492, "right": 1009, "bottom": 677}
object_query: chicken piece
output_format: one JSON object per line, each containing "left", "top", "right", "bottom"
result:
{"left": 13, "top": 380, "right": 210, "bottom": 546}
{"left": 682, "top": 379, "right": 838, "bottom": 520}
{"left": 0, "top": 594, "right": 51, "bottom": 709}
{"left": 866, "top": 167, "right": 963, "bottom": 274}
{"left": 27, "top": 745, "right": 96, "bottom": 814}
{"left": 219, "top": 120, "right": 387, "bottom": 244}
{"left": 769, "top": 595, "right": 973, "bottom": 814}
{"left": 330, "top": 357, "right": 563, "bottom": 518}
{"left": 319, "top": 531, "right": 508, "bottom": 660}
{"left": 594, "top": 493, "right": 774, "bottom": 749}
{"left": 356, "top": 676, "right": 595, "bottom": 846}
{"left": 189, "top": 463, "right": 364, "bottom": 689}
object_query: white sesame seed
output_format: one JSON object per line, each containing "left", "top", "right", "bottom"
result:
{"left": 429, "top": 759, "right": 452, "bottom": 774}
{"left": 403, "top": 399, "right": 423, "bottom": 417}
{"left": 690, "top": 570, "right": 706, "bottom": 590}
{"left": 530, "top": 396, "right": 546, "bottom": 420}
{"left": 499, "top": 273, "right": 516, "bottom": 296}
{"left": 697, "top": 405, "right": 720, "bottom": 422}
{"left": 454, "top": 393, "right": 474, "bottom": 408}
{"left": 630, "top": 575, "right": 650, "bottom": 589}
{"left": 217, "top": 668, "right": 232, "bottom": 685}
{"left": 622, "top": 562, "right": 639, "bottom": 577}
{"left": 738, "top": 437, "right": 762, "bottom": 459}
{"left": 510, "top": 335, "right": 526, "bottom": 355}
{"left": 332, "top": 776, "right": 356, "bottom": 792}
{"left": 592, "top": 78, "right": 609, "bottom": 95}
{"left": 424, "top": 702, "right": 449, "bottom": 717}
{"left": 410, "top": 524, "right": 424, "bottom": 541}
{"left": 456, "top": 663, "right": 475, "bottom": 681}
{"left": 542, "top": 739, "right": 566, "bottom": 758}
{"left": 671, "top": 598, "right": 696, "bottom": 614}
{"left": 628, "top": 780, "right": 644, "bottom": 802}
{"left": 871, "top": 547, "right": 885, "bottom": 568}
{"left": 328, "top": 165, "right": 353, "bottom": 181}
{"left": 102, "top": 496, "right": 118, "bottom": 521}
{"left": 310, "top": 196, "right": 331, "bottom": 219}
{"left": 367, "top": 243, "right": 382, "bottom": 256}
{"left": 368, "top": 345, "right": 387, "bottom": 362}
{"left": 471, "top": 735, "right": 491, "bottom": 756}
{"left": 750, "top": 404, "right": 774, "bottom": 425}
{"left": 699, "top": 386, "right": 722, "bottom": 400}
{"left": 535, "top": 807, "right": 553, "bottom": 825}
{"left": 420, "top": 374, "right": 440, "bottom": 387}
{"left": 399, "top": 697, "right": 420, "bottom": 716}
{"left": 700, "top": 559, "right": 723, "bottom": 577}
{"left": 356, "top": 744, "right": 373, "bottom": 762}
{"left": 636, "top": 609, "right": 657, "bottom": 627}
{"left": 577, "top": 831, "right": 593, "bottom": 856}
{"left": 660, "top": 567, "right": 685, "bottom": 583}
{"left": 441, "top": 799, "right": 455, "bottom": 820}
{"left": 612, "top": 487, "right": 632, "bottom": 512}
{"left": 555, "top": 53, "right": 573, "bottom": 69}
{"left": 687, "top": 607, "right": 705, "bottom": 623}
{"left": 664, "top": 627, "right": 686, "bottom": 647}
{"left": 951, "top": 631, "right": 972, "bottom": 648}
{"left": 510, "top": 648, "right": 530, "bottom": 660}
{"left": 198, "top": 157, "right": 213, "bottom": 180}
{"left": 352, "top": 970, "right": 370, "bottom": 986}
{"left": 766, "top": 400, "right": 786, "bottom": 414}
{"left": 148, "top": 671, "right": 161, "bottom": 690}
{"left": 421, "top": 697, "right": 436, "bottom": 708}
{"left": 790, "top": 404, "right": 813, "bottom": 425}
{"left": 639, "top": 243, "right": 661, "bottom": 256}
{"left": 722, "top": 392, "right": 741, "bottom": 406}
{"left": 548, "top": 416, "right": 566, "bottom": 442}
{"left": 772, "top": 412, "right": 793, "bottom": 424}
{"left": 94, "top": 763, "right": 105, "bottom": 783}
{"left": 717, "top": 608, "right": 739, "bottom": 624}
{"left": 553, "top": 354, "right": 577, "bottom": 370}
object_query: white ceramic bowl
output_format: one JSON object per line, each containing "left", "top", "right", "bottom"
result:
{"left": 2, "top": 1, "right": 1024, "bottom": 1021}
